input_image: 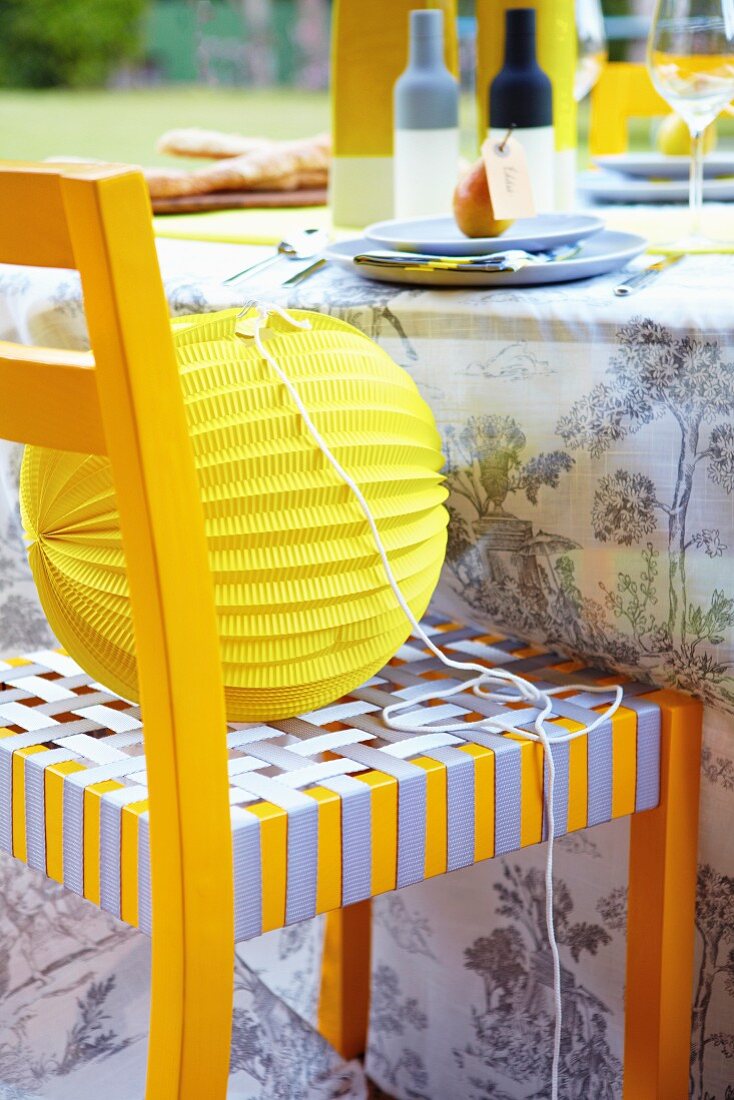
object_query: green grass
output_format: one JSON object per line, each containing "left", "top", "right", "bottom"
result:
{"left": 2, "top": 86, "right": 729, "bottom": 170}
{"left": 0, "top": 87, "right": 332, "bottom": 166}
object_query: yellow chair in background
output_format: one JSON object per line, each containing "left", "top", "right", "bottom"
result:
{"left": 0, "top": 161, "right": 704, "bottom": 1099}
{"left": 589, "top": 61, "right": 672, "bottom": 155}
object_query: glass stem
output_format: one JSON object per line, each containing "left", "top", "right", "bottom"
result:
{"left": 689, "top": 126, "right": 705, "bottom": 238}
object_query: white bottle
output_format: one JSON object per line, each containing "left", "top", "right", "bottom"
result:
{"left": 393, "top": 10, "right": 460, "bottom": 219}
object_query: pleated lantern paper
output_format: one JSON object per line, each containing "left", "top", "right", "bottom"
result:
{"left": 20, "top": 308, "right": 448, "bottom": 722}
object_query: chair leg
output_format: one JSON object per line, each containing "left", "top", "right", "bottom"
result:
{"left": 318, "top": 899, "right": 372, "bottom": 1059}
{"left": 624, "top": 690, "right": 702, "bottom": 1099}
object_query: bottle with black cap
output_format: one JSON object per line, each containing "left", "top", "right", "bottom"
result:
{"left": 488, "top": 7, "right": 555, "bottom": 211}
{"left": 393, "top": 9, "right": 460, "bottom": 218}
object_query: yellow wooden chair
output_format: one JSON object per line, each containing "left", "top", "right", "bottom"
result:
{"left": 589, "top": 61, "right": 674, "bottom": 155}
{"left": 0, "top": 161, "right": 704, "bottom": 1099}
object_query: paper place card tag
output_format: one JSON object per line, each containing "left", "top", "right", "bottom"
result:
{"left": 481, "top": 136, "right": 536, "bottom": 220}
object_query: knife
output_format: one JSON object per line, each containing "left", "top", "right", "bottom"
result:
{"left": 613, "top": 252, "right": 684, "bottom": 296}
{"left": 353, "top": 244, "right": 582, "bottom": 273}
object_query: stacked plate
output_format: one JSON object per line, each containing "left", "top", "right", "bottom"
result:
{"left": 579, "top": 152, "right": 734, "bottom": 204}
{"left": 327, "top": 213, "right": 646, "bottom": 287}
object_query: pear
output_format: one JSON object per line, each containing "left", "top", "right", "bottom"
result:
{"left": 453, "top": 157, "right": 515, "bottom": 238}
{"left": 657, "top": 113, "right": 717, "bottom": 156}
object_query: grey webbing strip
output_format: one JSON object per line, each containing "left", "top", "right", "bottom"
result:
{"left": 430, "top": 626, "right": 480, "bottom": 645}
{"left": 586, "top": 719, "right": 613, "bottom": 827}
{"left": 0, "top": 663, "right": 52, "bottom": 681}
{"left": 243, "top": 740, "right": 313, "bottom": 771}
{"left": 505, "top": 653, "right": 570, "bottom": 674}
{"left": 24, "top": 748, "right": 75, "bottom": 872}
{"left": 230, "top": 773, "right": 318, "bottom": 926}
{"left": 548, "top": 697, "right": 606, "bottom": 726}
{"left": 0, "top": 688, "right": 27, "bottom": 704}
{"left": 321, "top": 774, "right": 372, "bottom": 905}
{"left": 63, "top": 783, "right": 84, "bottom": 894}
{"left": 622, "top": 697, "right": 662, "bottom": 811}
{"left": 335, "top": 743, "right": 426, "bottom": 888}
{"left": 285, "top": 800, "right": 319, "bottom": 925}
{"left": 232, "top": 808, "right": 262, "bottom": 942}
{"left": 0, "top": 744, "right": 12, "bottom": 853}
{"left": 460, "top": 731, "right": 522, "bottom": 856}
{"left": 24, "top": 756, "right": 46, "bottom": 872}
{"left": 99, "top": 786, "right": 148, "bottom": 917}
{"left": 348, "top": 685, "right": 398, "bottom": 709}
{"left": 99, "top": 799, "right": 122, "bottom": 918}
{"left": 396, "top": 771, "right": 427, "bottom": 888}
{"left": 64, "top": 757, "right": 147, "bottom": 787}
{"left": 544, "top": 741, "right": 569, "bottom": 840}
{"left": 427, "top": 746, "right": 475, "bottom": 871}
{"left": 138, "top": 813, "right": 152, "bottom": 935}
{"left": 31, "top": 692, "right": 116, "bottom": 717}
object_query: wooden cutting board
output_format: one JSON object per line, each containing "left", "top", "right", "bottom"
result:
{"left": 152, "top": 188, "right": 328, "bottom": 215}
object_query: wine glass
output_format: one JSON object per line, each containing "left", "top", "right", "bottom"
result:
{"left": 575, "top": 0, "right": 608, "bottom": 102}
{"left": 647, "top": 0, "right": 734, "bottom": 244}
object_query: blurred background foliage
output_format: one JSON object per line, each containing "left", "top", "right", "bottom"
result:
{"left": 0, "top": 0, "right": 148, "bottom": 87}
{"left": 0, "top": 0, "right": 640, "bottom": 91}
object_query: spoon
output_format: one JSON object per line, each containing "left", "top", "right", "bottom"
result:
{"left": 224, "top": 228, "right": 329, "bottom": 285}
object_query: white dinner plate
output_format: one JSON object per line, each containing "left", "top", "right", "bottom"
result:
{"left": 363, "top": 213, "right": 605, "bottom": 257}
{"left": 326, "top": 231, "right": 647, "bottom": 288}
{"left": 578, "top": 170, "right": 734, "bottom": 204}
{"left": 593, "top": 152, "right": 734, "bottom": 180}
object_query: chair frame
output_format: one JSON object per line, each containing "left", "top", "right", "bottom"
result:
{"left": 0, "top": 162, "right": 703, "bottom": 1100}
{"left": 589, "top": 61, "right": 676, "bottom": 156}
{"left": 0, "top": 162, "right": 234, "bottom": 1099}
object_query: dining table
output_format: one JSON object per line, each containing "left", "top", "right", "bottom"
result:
{"left": 0, "top": 205, "right": 732, "bottom": 1100}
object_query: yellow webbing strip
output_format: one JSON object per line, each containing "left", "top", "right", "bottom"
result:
{"left": 611, "top": 705, "right": 638, "bottom": 819}
{"left": 83, "top": 780, "right": 125, "bottom": 905}
{"left": 355, "top": 771, "right": 397, "bottom": 896}
{"left": 12, "top": 745, "right": 46, "bottom": 862}
{"left": 120, "top": 799, "right": 148, "bottom": 928}
{"left": 247, "top": 801, "right": 287, "bottom": 932}
{"left": 457, "top": 743, "right": 495, "bottom": 861}
{"left": 413, "top": 756, "right": 448, "bottom": 879}
{"left": 45, "top": 759, "right": 86, "bottom": 882}
{"left": 308, "top": 786, "right": 342, "bottom": 914}
{"left": 557, "top": 718, "right": 588, "bottom": 832}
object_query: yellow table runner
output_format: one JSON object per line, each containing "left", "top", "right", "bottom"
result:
{"left": 604, "top": 204, "right": 734, "bottom": 253}
{"left": 153, "top": 205, "right": 357, "bottom": 245}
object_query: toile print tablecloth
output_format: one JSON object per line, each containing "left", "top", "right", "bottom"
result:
{"left": 0, "top": 222, "right": 732, "bottom": 1100}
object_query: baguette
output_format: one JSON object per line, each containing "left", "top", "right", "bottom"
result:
{"left": 157, "top": 128, "right": 271, "bottom": 159}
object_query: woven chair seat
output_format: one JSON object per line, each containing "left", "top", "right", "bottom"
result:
{"left": 0, "top": 612, "right": 666, "bottom": 942}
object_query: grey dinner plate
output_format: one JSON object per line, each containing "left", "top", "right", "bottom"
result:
{"left": 363, "top": 213, "right": 605, "bottom": 256}
{"left": 593, "top": 152, "right": 734, "bottom": 181}
{"left": 326, "top": 230, "right": 647, "bottom": 288}
{"left": 578, "top": 170, "right": 734, "bottom": 204}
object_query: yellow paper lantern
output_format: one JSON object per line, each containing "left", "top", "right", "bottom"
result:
{"left": 20, "top": 308, "right": 448, "bottom": 721}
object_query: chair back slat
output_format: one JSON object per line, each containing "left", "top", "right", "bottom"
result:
{"left": 0, "top": 164, "right": 79, "bottom": 268}
{"left": 0, "top": 345, "right": 105, "bottom": 452}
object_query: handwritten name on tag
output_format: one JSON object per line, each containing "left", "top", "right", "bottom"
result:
{"left": 481, "top": 135, "right": 535, "bottom": 220}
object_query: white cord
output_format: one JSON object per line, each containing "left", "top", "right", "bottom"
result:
{"left": 246, "top": 303, "right": 623, "bottom": 1100}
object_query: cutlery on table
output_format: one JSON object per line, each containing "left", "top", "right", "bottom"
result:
{"left": 354, "top": 244, "right": 582, "bottom": 273}
{"left": 282, "top": 258, "right": 328, "bottom": 286}
{"left": 613, "top": 252, "right": 684, "bottom": 296}
{"left": 224, "top": 228, "right": 329, "bottom": 285}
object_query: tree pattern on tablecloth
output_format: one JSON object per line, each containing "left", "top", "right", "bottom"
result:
{"left": 453, "top": 863, "right": 623, "bottom": 1100}
{"left": 444, "top": 318, "right": 734, "bottom": 713}
{"left": 558, "top": 317, "right": 734, "bottom": 709}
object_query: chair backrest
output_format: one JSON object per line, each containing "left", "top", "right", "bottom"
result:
{"left": 0, "top": 161, "right": 233, "bottom": 1097}
{"left": 589, "top": 62, "right": 671, "bottom": 155}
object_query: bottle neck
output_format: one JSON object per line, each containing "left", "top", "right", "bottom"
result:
{"left": 409, "top": 34, "right": 444, "bottom": 70}
{"left": 504, "top": 32, "right": 537, "bottom": 68}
